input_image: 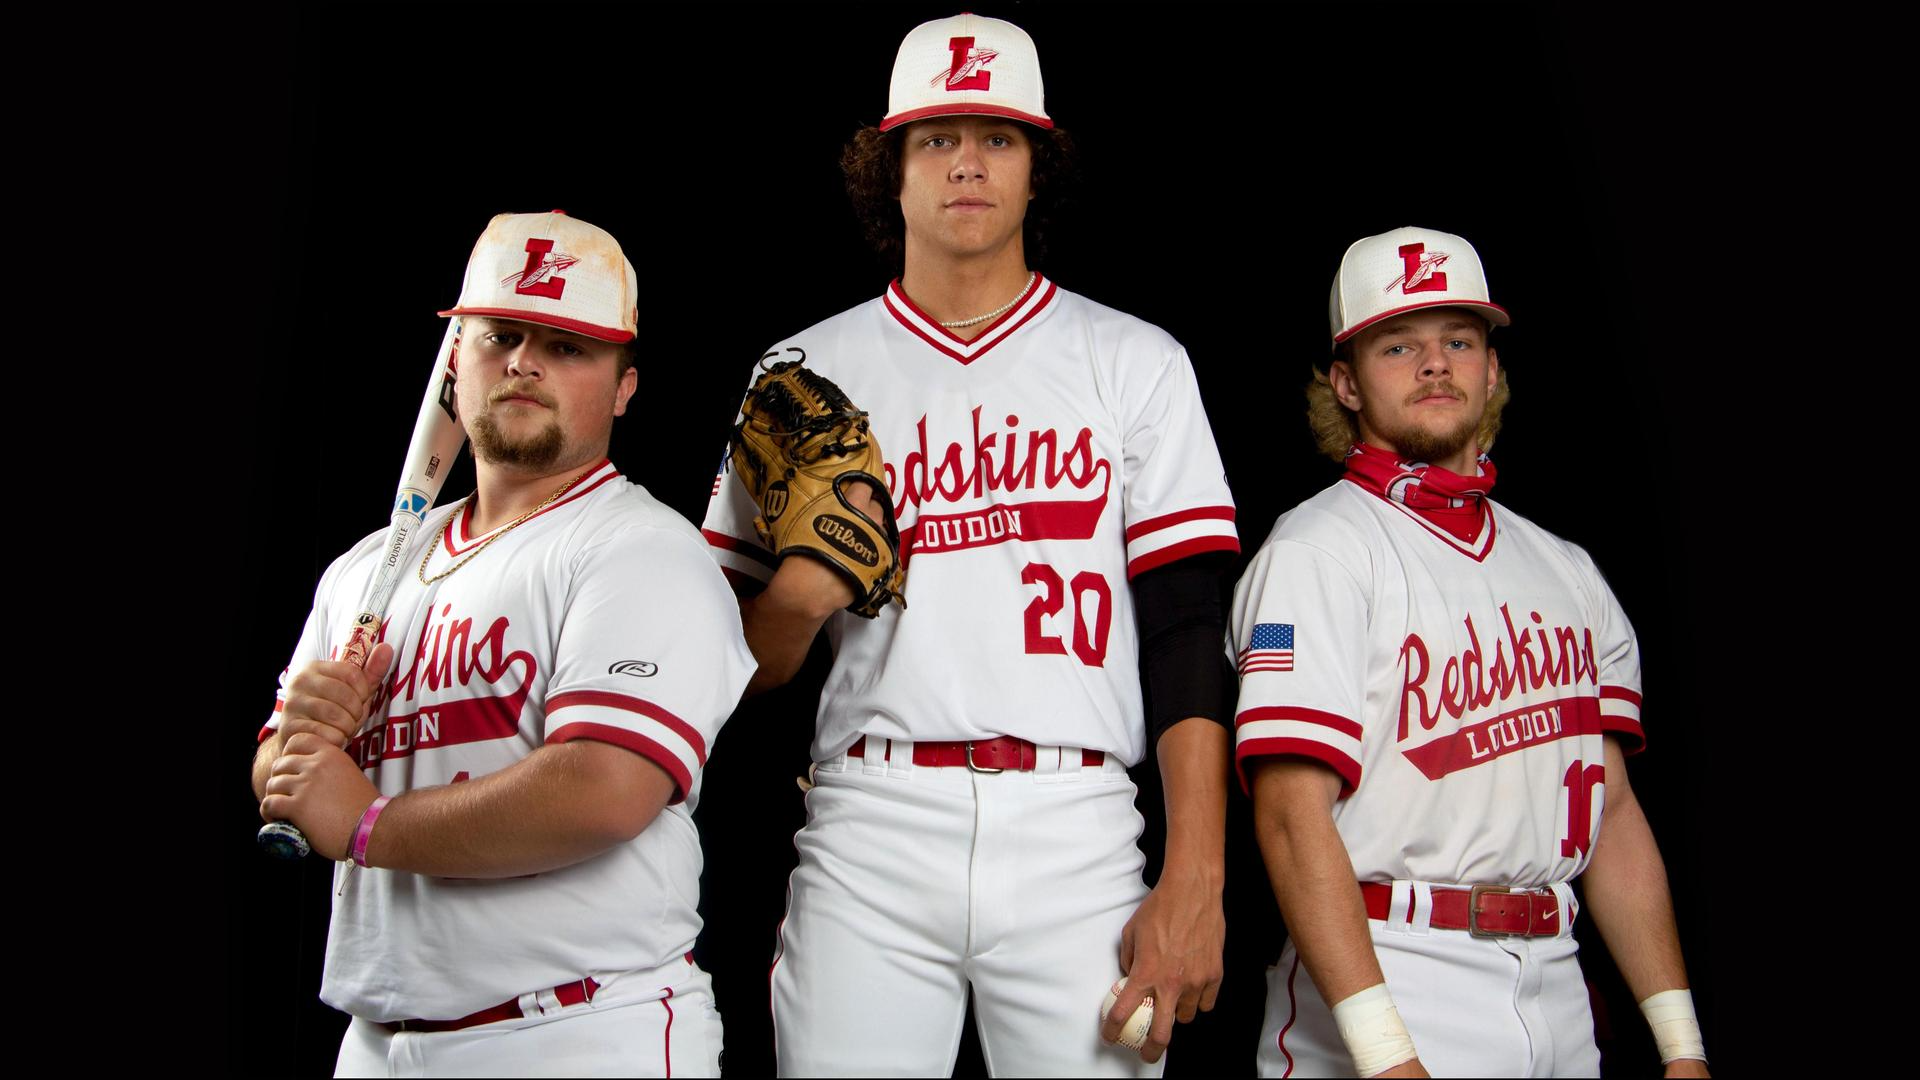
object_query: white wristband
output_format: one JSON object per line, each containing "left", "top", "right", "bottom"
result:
{"left": 1331, "top": 983, "right": 1418, "bottom": 1077}
{"left": 1638, "top": 988, "right": 1706, "bottom": 1064}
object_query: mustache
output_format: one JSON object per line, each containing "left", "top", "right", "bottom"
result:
{"left": 1407, "top": 383, "right": 1464, "bottom": 405}
{"left": 487, "top": 380, "right": 555, "bottom": 408}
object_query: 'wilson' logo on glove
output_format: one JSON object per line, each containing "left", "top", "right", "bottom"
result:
{"left": 815, "top": 515, "right": 880, "bottom": 566}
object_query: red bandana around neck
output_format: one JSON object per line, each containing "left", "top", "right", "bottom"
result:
{"left": 1342, "top": 443, "right": 1497, "bottom": 543}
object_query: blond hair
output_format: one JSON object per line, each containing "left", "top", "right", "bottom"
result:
{"left": 1304, "top": 359, "right": 1511, "bottom": 464}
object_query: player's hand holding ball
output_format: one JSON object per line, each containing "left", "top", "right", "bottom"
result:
{"left": 1100, "top": 977, "right": 1154, "bottom": 1052}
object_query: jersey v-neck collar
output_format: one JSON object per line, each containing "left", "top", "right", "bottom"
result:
{"left": 443, "top": 459, "right": 620, "bottom": 555}
{"left": 881, "top": 274, "right": 1058, "bottom": 366}
{"left": 1344, "top": 477, "right": 1500, "bottom": 563}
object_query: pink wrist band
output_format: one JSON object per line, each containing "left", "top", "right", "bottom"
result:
{"left": 351, "top": 795, "right": 392, "bottom": 867}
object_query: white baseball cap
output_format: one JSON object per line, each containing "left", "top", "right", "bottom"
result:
{"left": 439, "top": 210, "right": 638, "bottom": 343}
{"left": 879, "top": 13, "right": 1052, "bottom": 132}
{"left": 1329, "top": 226, "right": 1510, "bottom": 347}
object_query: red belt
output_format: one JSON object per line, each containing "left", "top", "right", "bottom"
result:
{"left": 381, "top": 976, "right": 600, "bottom": 1033}
{"left": 845, "top": 734, "right": 1104, "bottom": 772}
{"left": 1360, "top": 882, "right": 1564, "bottom": 938}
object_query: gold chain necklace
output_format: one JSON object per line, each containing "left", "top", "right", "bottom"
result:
{"left": 418, "top": 466, "right": 597, "bottom": 585}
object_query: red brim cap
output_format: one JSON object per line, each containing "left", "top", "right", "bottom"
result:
{"left": 1333, "top": 299, "right": 1511, "bottom": 345}
{"left": 880, "top": 103, "right": 1055, "bottom": 132}
{"left": 437, "top": 306, "right": 635, "bottom": 344}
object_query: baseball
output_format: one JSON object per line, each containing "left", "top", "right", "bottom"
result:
{"left": 1100, "top": 977, "right": 1154, "bottom": 1051}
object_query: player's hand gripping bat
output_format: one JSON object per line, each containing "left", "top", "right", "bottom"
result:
{"left": 258, "top": 319, "right": 468, "bottom": 859}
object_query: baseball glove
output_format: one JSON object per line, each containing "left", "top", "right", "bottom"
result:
{"left": 730, "top": 348, "right": 907, "bottom": 618}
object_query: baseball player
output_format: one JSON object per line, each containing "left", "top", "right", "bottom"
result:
{"left": 701, "top": 13, "right": 1240, "bottom": 1077}
{"left": 253, "top": 211, "right": 755, "bottom": 1078}
{"left": 1231, "top": 226, "right": 1708, "bottom": 1077}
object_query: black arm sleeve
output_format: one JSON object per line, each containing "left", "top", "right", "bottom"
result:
{"left": 1132, "top": 551, "right": 1237, "bottom": 749}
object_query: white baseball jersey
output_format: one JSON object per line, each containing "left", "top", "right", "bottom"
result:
{"left": 703, "top": 276, "right": 1239, "bottom": 764}
{"left": 264, "top": 460, "right": 756, "bottom": 1022}
{"left": 1231, "top": 452, "right": 1645, "bottom": 888}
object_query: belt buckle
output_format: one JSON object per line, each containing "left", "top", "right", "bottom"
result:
{"left": 966, "top": 741, "right": 1004, "bottom": 773}
{"left": 1468, "top": 884, "right": 1517, "bottom": 938}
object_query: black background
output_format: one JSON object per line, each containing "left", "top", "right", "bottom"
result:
{"left": 216, "top": 2, "right": 1786, "bottom": 1074}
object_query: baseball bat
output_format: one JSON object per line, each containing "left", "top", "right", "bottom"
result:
{"left": 258, "top": 318, "right": 469, "bottom": 859}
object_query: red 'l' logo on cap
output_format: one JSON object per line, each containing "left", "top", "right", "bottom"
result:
{"left": 1389, "top": 243, "right": 1451, "bottom": 295}
{"left": 937, "top": 36, "right": 996, "bottom": 91}
{"left": 502, "top": 238, "right": 579, "bottom": 299}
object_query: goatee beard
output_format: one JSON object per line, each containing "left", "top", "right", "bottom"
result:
{"left": 1382, "top": 419, "right": 1477, "bottom": 466}
{"left": 470, "top": 411, "right": 565, "bottom": 470}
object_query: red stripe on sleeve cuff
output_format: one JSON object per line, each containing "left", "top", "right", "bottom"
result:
{"left": 1234, "top": 737, "right": 1361, "bottom": 798}
{"left": 1234, "top": 705, "right": 1363, "bottom": 740}
{"left": 1124, "top": 505, "right": 1237, "bottom": 543}
{"left": 1599, "top": 685, "right": 1643, "bottom": 707}
{"left": 547, "top": 721, "right": 694, "bottom": 804}
{"left": 546, "top": 690, "right": 708, "bottom": 764}
{"left": 1601, "top": 715, "right": 1647, "bottom": 754}
{"left": 257, "top": 724, "right": 276, "bottom": 745}
{"left": 1127, "top": 535, "right": 1241, "bottom": 579}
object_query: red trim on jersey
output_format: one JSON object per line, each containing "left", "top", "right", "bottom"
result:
{"left": 1599, "top": 687, "right": 1645, "bottom": 751}
{"left": 256, "top": 723, "right": 275, "bottom": 744}
{"left": 547, "top": 721, "right": 695, "bottom": 804}
{"left": 1235, "top": 706, "right": 1363, "bottom": 740}
{"left": 1127, "top": 535, "right": 1241, "bottom": 579}
{"left": 547, "top": 690, "right": 708, "bottom": 762}
{"left": 1602, "top": 714, "right": 1647, "bottom": 754}
{"left": 1344, "top": 476, "right": 1499, "bottom": 562}
{"left": 1600, "top": 685, "right": 1643, "bottom": 708}
{"left": 1235, "top": 736, "right": 1361, "bottom": 797}
{"left": 661, "top": 986, "right": 675, "bottom": 1078}
{"left": 882, "top": 277, "right": 1057, "bottom": 365}
{"left": 1124, "top": 504, "right": 1237, "bottom": 542}
{"left": 1277, "top": 953, "right": 1300, "bottom": 1077}
{"left": 444, "top": 462, "right": 618, "bottom": 552}
{"left": 437, "top": 306, "right": 636, "bottom": 343}
{"left": 701, "top": 528, "right": 777, "bottom": 568}
{"left": 887, "top": 274, "right": 1040, "bottom": 346}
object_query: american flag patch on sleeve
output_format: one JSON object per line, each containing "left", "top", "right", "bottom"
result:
{"left": 1238, "top": 623, "right": 1294, "bottom": 674}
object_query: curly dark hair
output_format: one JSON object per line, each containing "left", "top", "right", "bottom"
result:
{"left": 841, "top": 122, "right": 1080, "bottom": 274}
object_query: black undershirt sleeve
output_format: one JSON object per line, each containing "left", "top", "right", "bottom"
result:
{"left": 1131, "top": 551, "right": 1237, "bottom": 750}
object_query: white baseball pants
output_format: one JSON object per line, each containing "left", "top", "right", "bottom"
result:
{"left": 771, "top": 737, "right": 1163, "bottom": 1078}
{"left": 335, "top": 961, "right": 722, "bottom": 1078}
{"left": 1257, "top": 883, "right": 1598, "bottom": 1077}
